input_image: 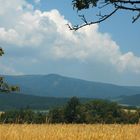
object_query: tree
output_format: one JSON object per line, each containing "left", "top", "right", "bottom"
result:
{"left": 0, "top": 47, "right": 19, "bottom": 93}
{"left": 69, "top": 0, "right": 140, "bottom": 30}
{"left": 82, "top": 100, "right": 122, "bottom": 123}
{"left": 48, "top": 107, "right": 65, "bottom": 123}
{"left": 64, "top": 97, "right": 81, "bottom": 123}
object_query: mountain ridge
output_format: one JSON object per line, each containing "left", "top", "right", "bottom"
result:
{"left": 3, "top": 74, "right": 140, "bottom": 98}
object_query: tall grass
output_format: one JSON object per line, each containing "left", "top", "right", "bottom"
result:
{"left": 0, "top": 124, "right": 140, "bottom": 140}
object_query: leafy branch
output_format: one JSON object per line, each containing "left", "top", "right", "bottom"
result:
{"left": 69, "top": 0, "right": 140, "bottom": 30}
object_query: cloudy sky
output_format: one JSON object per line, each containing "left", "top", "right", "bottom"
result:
{"left": 0, "top": 0, "right": 140, "bottom": 86}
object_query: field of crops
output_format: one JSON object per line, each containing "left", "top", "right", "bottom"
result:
{"left": 0, "top": 124, "right": 140, "bottom": 140}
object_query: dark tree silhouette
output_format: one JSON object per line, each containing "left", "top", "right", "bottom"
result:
{"left": 64, "top": 97, "right": 81, "bottom": 123}
{"left": 69, "top": 0, "right": 140, "bottom": 30}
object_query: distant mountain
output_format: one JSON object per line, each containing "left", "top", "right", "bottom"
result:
{"left": 117, "top": 94, "right": 140, "bottom": 106}
{"left": 3, "top": 74, "right": 140, "bottom": 98}
{"left": 123, "top": 86, "right": 140, "bottom": 93}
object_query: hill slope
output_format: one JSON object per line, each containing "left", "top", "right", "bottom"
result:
{"left": 3, "top": 74, "right": 140, "bottom": 98}
{"left": 0, "top": 92, "right": 69, "bottom": 111}
{"left": 0, "top": 92, "right": 94, "bottom": 111}
{"left": 117, "top": 94, "right": 140, "bottom": 106}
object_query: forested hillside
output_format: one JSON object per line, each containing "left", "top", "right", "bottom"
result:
{"left": 4, "top": 74, "right": 140, "bottom": 98}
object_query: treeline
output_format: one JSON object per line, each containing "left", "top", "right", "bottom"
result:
{"left": 0, "top": 109, "right": 46, "bottom": 124}
{"left": 48, "top": 97, "right": 139, "bottom": 124}
{"left": 0, "top": 97, "right": 140, "bottom": 124}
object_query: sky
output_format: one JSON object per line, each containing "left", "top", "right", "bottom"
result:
{"left": 0, "top": 0, "right": 140, "bottom": 86}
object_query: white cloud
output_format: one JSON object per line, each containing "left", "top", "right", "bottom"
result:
{"left": 114, "top": 52, "right": 140, "bottom": 73}
{"left": 0, "top": 0, "right": 140, "bottom": 76}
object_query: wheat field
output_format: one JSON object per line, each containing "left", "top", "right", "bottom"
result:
{"left": 0, "top": 124, "right": 140, "bottom": 140}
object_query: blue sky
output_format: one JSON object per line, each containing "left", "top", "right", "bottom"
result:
{"left": 30, "top": 0, "right": 140, "bottom": 54}
{"left": 0, "top": 0, "right": 140, "bottom": 86}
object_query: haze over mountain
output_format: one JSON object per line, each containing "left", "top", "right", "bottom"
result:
{"left": 4, "top": 74, "right": 140, "bottom": 98}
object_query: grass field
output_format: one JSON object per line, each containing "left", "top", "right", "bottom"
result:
{"left": 0, "top": 124, "right": 140, "bottom": 140}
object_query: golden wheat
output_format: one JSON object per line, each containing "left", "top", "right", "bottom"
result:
{"left": 0, "top": 124, "right": 140, "bottom": 140}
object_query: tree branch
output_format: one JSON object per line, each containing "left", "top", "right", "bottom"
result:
{"left": 71, "top": 0, "right": 140, "bottom": 30}
{"left": 68, "top": 7, "right": 119, "bottom": 30}
{"left": 132, "top": 12, "right": 140, "bottom": 22}
{"left": 113, "top": 0, "right": 140, "bottom": 5}
{"left": 115, "top": 4, "right": 140, "bottom": 11}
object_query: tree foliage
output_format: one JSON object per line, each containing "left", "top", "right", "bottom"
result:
{"left": 64, "top": 97, "right": 81, "bottom": 123}
{"left": 0, "top": 109, "right": 46, "bottom": 124}
{"left": 0, "top": 48, "right": 4, "bottom": 56}
{"left": 69, "top": 0, "right": 140, "bottom": 30}
{"left": 48, "top": 97, "right": 139, "bottom": 124}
